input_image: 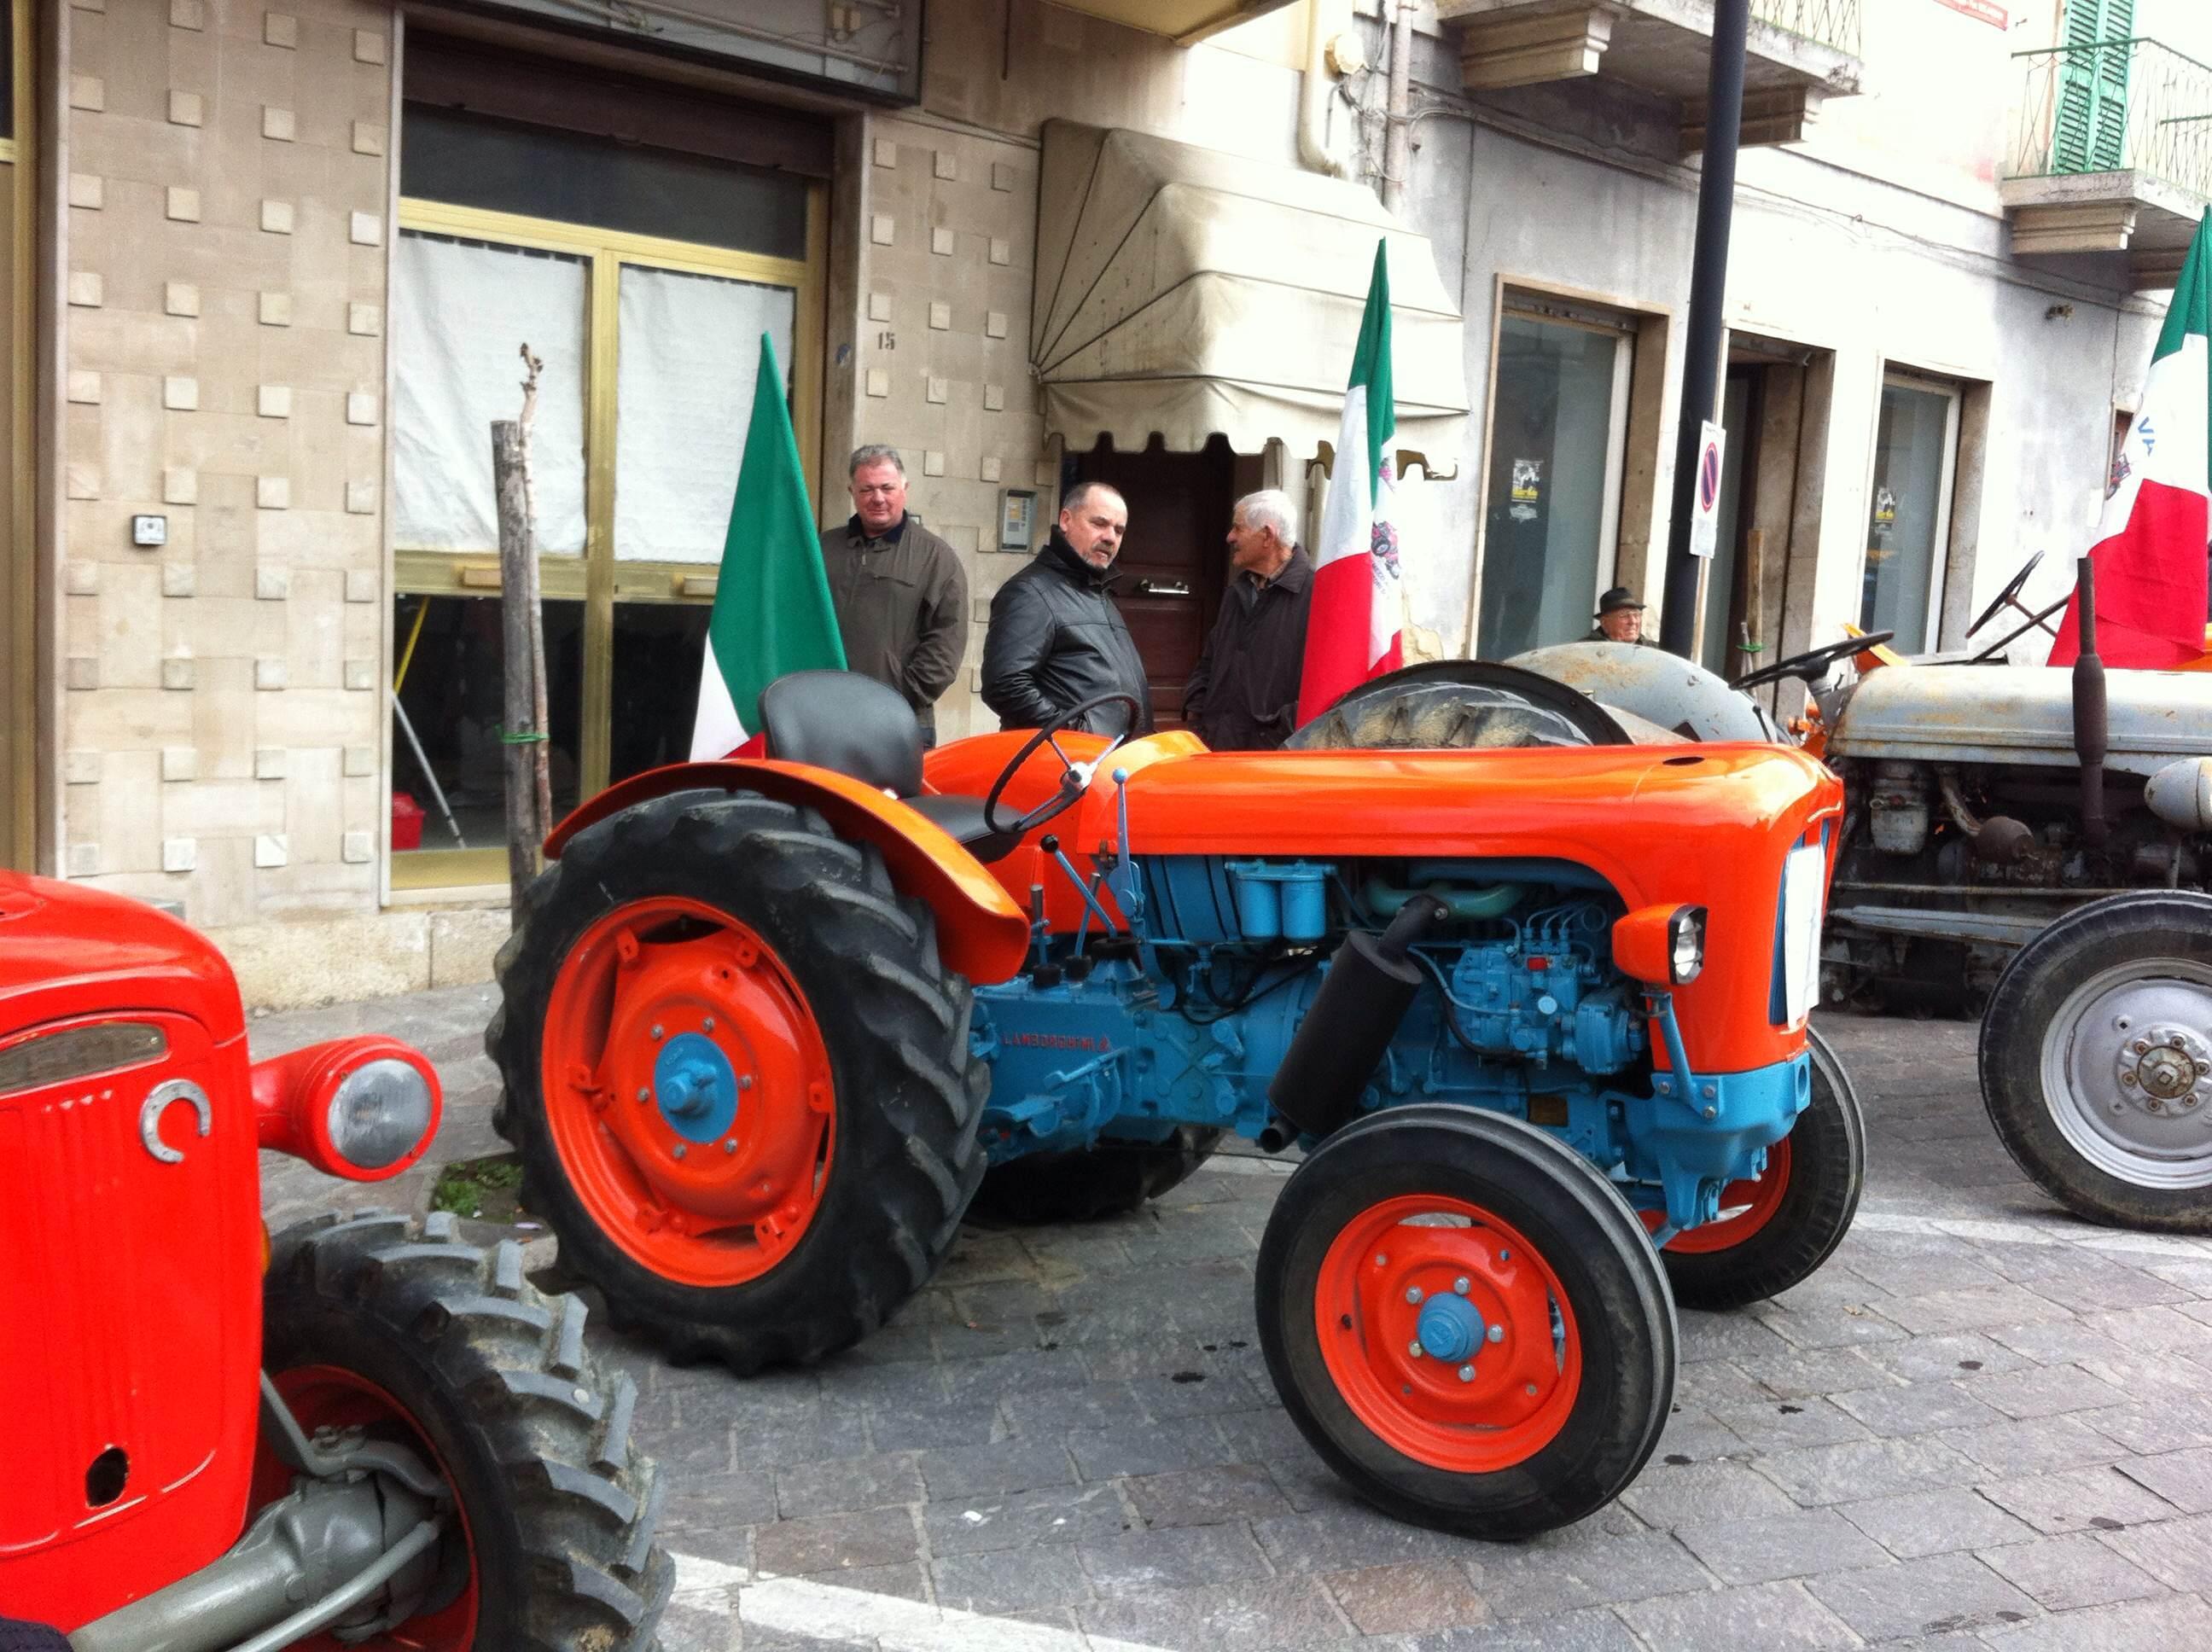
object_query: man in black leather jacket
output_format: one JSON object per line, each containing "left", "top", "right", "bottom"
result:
{"left": 981, "top": 481, "right": 1155, "bottom": 736}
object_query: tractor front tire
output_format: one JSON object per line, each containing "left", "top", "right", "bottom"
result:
{"left": 261, "top": 1210, "right": 672, "bottom": 1651}
{"left": 1257, "top": 1106, "right": 1674, "bottom": 1539}
{"left": 1659, "top": 1023, "right": 1866, "bottom": 1310}
{"left": 966, "top": 1126, "right": 1224, "bottom": 1224}
{"left": 488, "top": 788, "right": 987, "bottom": 1371}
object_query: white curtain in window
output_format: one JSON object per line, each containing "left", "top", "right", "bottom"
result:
{"left": 615, "top": 266, "right": 797, "bottom": 563}
{"left": 393, "top": 233, "right": 589, "bottom": 554}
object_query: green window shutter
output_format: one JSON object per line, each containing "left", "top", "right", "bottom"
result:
{"left": 2055, "top": 0, "right": 2134, "bottom": 173}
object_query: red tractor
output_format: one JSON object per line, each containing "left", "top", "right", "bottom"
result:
{"left": 0, "top": 873, "right": 672, "bottom": 1649}
{"left": 488, "top": 668, "right": 1864, "bottom": 1539}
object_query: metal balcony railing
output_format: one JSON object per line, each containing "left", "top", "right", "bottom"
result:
{"left": 2009, "top": 37, "right": 2212, "bottom": 200}
{"left": 1750, "top": 0, "right": 1861, "bottom": 57}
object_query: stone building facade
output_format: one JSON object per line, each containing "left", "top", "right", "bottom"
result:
{"left": 3, "top": 0, "right": 2197, "bottom": 1003}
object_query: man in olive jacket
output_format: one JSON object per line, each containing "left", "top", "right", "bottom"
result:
{"left": 821, "top": 445, "right": 969, "bottom": 743}
{"left": 981, "top": 480, "right": 1155, "bottom": 737}
{"left": 1183, "top": 489, "right": 1312, "bottom": 750}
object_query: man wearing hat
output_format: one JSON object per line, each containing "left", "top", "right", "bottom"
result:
{"left": 1586, "top": 586, "right": 1657, "bottom": 646}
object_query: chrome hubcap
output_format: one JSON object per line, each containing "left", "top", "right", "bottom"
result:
{"left": 2044, "top": 964, "right": 2212, "bottom": 1190}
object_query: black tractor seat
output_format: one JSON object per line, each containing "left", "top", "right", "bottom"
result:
{"left": 756, "top": 671, "right": 1020, "bottom": 863}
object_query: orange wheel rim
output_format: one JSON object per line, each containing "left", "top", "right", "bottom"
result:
{"left": 1647, "top": 1135, "right": 1793, "bottom": 1255}
{"left": 252, "top": 1366, "right": 478, "bottom": 1649}
{"left": 540, "top": 897, "right": 836, "bottom": 1288}
{"left": 1314, "top": 1195, "right": 1580, "bottom": 1473}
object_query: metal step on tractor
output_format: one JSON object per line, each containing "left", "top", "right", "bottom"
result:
{"left": 0, "top": 874, "right": 672, "bottom": 1649}
{"left": 486, "top": 667, "right": 1865, "bottom": 1539}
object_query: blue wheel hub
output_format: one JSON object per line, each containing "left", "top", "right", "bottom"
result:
{"left": 654, "top": 1032, "right": 740, "bottom": 1143}
{"left": 1415, "top": 1294, "right": 1486, "bottom": 1364}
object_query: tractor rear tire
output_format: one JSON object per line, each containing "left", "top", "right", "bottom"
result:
{"left": 261, "top": 1210, "right": 672, "bottom": 1651}
{"left": 488, "top": 788, "right": 987, "bottom": 1371}
{"left": 965, "top": 1126, "right": 1225, "bottom": 1224}
{"left": 1256, "top": 1106, "right": 1674, "bottom": 1539}
{"left": 1979, "top": 891, "right": 2212, "bottom": 1233}
{"left": 1659, "top": 1023, "right": 1866, "bottom": 1310}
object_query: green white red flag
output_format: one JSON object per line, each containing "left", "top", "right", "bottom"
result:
{"left": 690, "top": 334, "right": 846, "bottom": 759}
{"left": 1297, "top": 240, "right": 1406, "bottom": 723}
{"left": 2049, "top": 210, "right": 2212, "bottom": 670}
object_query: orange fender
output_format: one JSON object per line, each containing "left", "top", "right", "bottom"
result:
{"left": 544, "top": 761, "right": 1030, "bottom": 985}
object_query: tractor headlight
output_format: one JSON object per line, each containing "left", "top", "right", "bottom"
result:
{"left": 1668, "top": 907, "right": 1706, "bottom": 985}
{"left": 253, "top": 1036, "right": 442, "bottom": 1182}
{"left": 326, "top": 1057, "right": 436, "bottom": 1172}
{"left": 1611, "top": 903, "right": 1708, "bottom": 987}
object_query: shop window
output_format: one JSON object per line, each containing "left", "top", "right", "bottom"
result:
{"left": 1476, "top": 303, "right": 1633, "bottom": 660}
{"left": 401, "top": 108, "right": 808, "bottom": 260}
{"left": 614, "top": 265, "right": 795, "bottom": 563}
{"left": 394, "top": 236, "right": 590, "bottom": 554}
{"left": 391, "top": 107, "right": 822, "bottom": 890}
{"left": 1861, "top": 374, "right": 1961, "bottom": 653}
{"left": 610, "top": 604, "right": 712, "bottom": 782}
{"left": 390, "top": 596, "right": 585, "bottom": 874}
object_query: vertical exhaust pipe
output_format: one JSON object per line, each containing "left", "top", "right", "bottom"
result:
{"left": 2072, "top": 556, "right": 2109, "bottom": 849}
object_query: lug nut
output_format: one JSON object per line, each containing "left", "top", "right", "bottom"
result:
{"left": 2148, "top": 1099, "right": 2165, "bottom": 1113}
{"left": 651, "top": 1024, "right": 664, "bottom": 1040}
{"left": 2123, "top": 1073, "right": 2139, "bottom": 1087}
{"left": 1406, "top": 1287, "right": 1423, "bottom": 1305}
{"left": 2135, "top": 1039, "right": 2151, "bottom": 1055}
{"left": 738, "top": 1074, "right": 754, "bottom": 1091}
{"left": 1487, "top": 1324, "right": 1504, "bottom": 1343}
{"left": 703, "top": 1017, "right": 716, "bottom": 1033}
{"left": 1458, "top": 1364, "right": 1475, "bottom": 1382}
{"left": 672, "top": 1143, "right": 688, "bottom": 1159}
{"left": 1453, "top": 1277, "right": 1470, "bottom": 1295}
{"left": 1374, "top": 1254, "right": 1388, "bottom": 1266}
{"left": 635, "top": 1086, "right": 649, "bottom": 1102}
{"left": 1406, "top": 1341, "right": 1423, "bottom": 1358}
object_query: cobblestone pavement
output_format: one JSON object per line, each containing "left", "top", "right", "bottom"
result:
{"left": 253, "top": 989, "right": 2212, "bottom": 1651}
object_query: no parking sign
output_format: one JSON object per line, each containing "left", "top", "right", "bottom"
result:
{"left": 1689, "top": 420, "right": 1726, "bottom": 560}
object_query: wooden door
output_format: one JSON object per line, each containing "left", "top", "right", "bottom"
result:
{"left": 1067, "top": 436, "right": 1242, "bottom": 728}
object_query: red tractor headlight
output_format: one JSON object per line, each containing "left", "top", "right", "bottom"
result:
{"left": 1613, "top": 904, "right": 1707, "bottom": 987}
{"left": 253, "top": 1037, "right": 441, "bottom": 1181}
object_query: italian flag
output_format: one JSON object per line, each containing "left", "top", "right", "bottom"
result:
{"left": 690, "top": 334, "right": 847, "bottom": 760}
{"left": 2050, "top": 211, "right": 2212, "bottom": 671}
{"left": 1297, "top": 240, "right": 1406, "bottom": 724}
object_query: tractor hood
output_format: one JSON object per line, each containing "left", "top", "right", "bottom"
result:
{"left": 0, "top": 872, "right": 244, "bottom": 1042}
{"left": 1828, "top": 665, "right": 2212, "bottom": 775}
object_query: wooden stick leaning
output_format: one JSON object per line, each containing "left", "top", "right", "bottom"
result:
{"left": 517, "top": 345, "right": 553, "bottom": 849}
{"left": 491, "top": 342, "right": 550, "bottom": 916}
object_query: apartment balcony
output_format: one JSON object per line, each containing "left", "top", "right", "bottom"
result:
{"left": 1435, "top": 0, "right": 1863, "bottom": 151}
{"left": 2004, "top": 38, "right": 2212, "bottom": 292}
{"left": 1039, "top": 0, "right": 1301, "bottom": 46}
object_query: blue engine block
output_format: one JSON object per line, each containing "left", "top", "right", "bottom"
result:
{"left": 971, "top": 855, "right": 1812, "bottom": 1235}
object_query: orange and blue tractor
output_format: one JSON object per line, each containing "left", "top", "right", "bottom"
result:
{"left": 0, "top": 875, "right": 671, "bottom": 1649}
{"left": 488, "top": 668, "right": 1864, "bottom": 1539}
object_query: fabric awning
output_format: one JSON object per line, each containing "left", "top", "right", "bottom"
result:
{"left": 1033, "top": 120, "right": 1471, "bottom": 472}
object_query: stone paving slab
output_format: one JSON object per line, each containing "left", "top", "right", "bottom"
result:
{"left": 250, "top": 996, "right": 2212, "bottom": 1650}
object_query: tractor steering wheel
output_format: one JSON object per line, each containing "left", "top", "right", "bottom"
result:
{"left": 1732, "top": 632, "right": 1893, "bottom": 692}
{"left": 983, "top": 693, "right": 1144, "bottom": 840}
{"left": 1966, "top": 550, "right": 2044, "bottom": 640}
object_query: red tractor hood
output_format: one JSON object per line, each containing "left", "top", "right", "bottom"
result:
{"left": 0, "top": 873, "right": 244, "bottom": 1043}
